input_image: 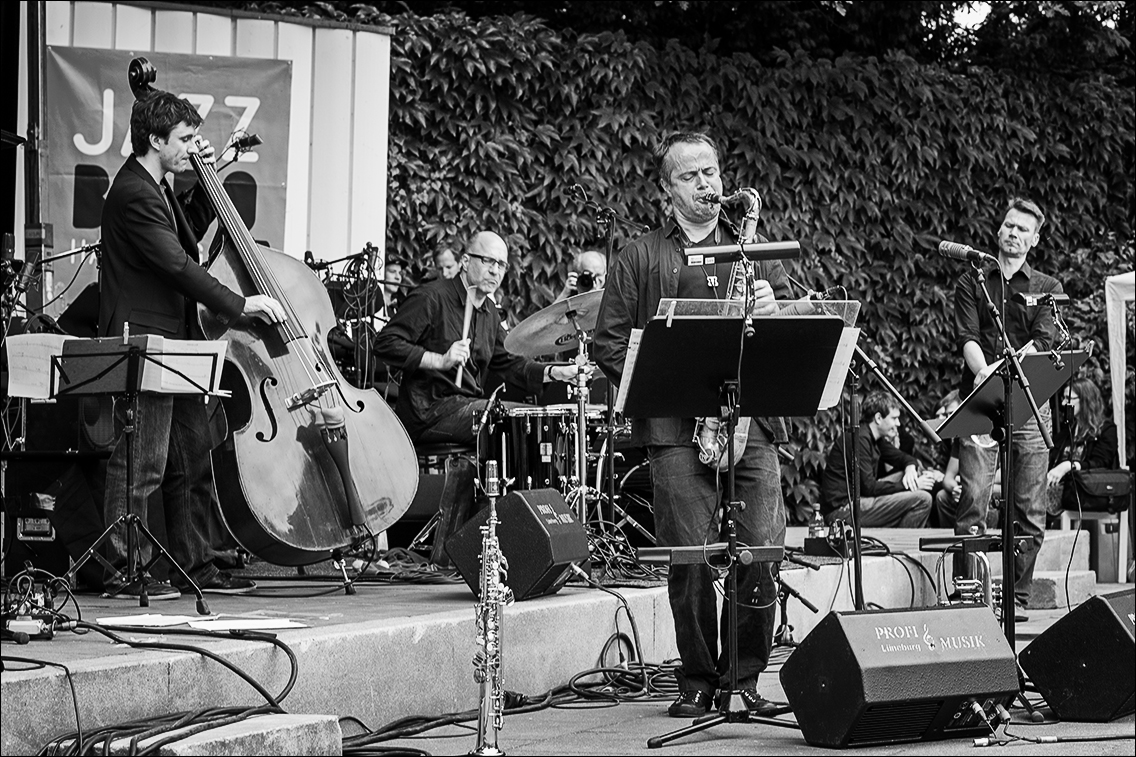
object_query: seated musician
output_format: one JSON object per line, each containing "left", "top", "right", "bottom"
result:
{"left": 372, "top": 231, "right": 584, "bottom": 564}
{"left": 372, "top": 230, "right": 583, "bottom": 445}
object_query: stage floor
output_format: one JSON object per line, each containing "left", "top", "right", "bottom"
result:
{"left": 2, "top": 528, "right": 1133, "bottom": 755}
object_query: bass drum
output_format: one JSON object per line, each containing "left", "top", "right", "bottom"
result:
{"left": 593, "top": 422, "right": 655, "bottom": 547}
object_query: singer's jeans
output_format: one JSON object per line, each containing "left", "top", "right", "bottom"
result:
{"left": 102, "top": 394, "right": 222, "bottom": 589}
{"left": 649, "top": 422, "right": 786, "bottom": 696}
{"left": 955, "top": 407, "right": 1050, "bottom": 607}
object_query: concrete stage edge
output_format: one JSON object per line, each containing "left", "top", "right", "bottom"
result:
{"left": 1, "top": 528, "right": 1126, "bottom": 755}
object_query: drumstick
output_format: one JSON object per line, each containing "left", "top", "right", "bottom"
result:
{"left": 455, "top": 286, "right": 475, "bottom": 387}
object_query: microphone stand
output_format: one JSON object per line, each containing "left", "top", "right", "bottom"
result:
{"left": 784, "top": 275, "right": 940, "bottom": 610}
{"left": 969, "top": 260, "right": 1052, "bottom": 648}
{"left": 571, "top": 184, "right": 649, "bottom": 534}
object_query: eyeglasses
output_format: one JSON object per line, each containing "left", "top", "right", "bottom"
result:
{"left": 466, "top": 252, "right": 508, "bottom": 271}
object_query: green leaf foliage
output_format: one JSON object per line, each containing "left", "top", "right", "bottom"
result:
{"left": 376, "top": 11, "right": 1133, "bottom": 519}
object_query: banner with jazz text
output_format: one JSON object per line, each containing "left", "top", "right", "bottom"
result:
{"left": 43, "top": 46, "right": 291, "bottom": 326}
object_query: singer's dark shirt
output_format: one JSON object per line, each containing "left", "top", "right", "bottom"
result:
{"left": 371, "top": 275, "right": 544, "bottom": 441}
{"left": 820, "top": 424, "right": 920, "bottom": 514}
{"left": 954, "top": 259, "right": 1063, "bottom": 395}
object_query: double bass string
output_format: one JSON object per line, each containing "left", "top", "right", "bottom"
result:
{"left": 192, "top": 152, "right": 326, "bottom": 393}
{"left": 190, "top": 153, "right": 348, "bottom": 432}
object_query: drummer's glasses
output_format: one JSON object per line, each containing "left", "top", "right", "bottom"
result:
{"left": 467, "top": 252, "right": 508, "bottom": 271}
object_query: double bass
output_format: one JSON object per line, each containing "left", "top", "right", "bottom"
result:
{"left": 129, "top": 58, "right": 418, "bottom": 565}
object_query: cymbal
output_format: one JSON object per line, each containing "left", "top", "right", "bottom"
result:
{"left": 504, "top": 290, "right": 604, "bottom": 357}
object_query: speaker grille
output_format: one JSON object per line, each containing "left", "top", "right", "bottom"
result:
{"left": 849, "top": 700, "right": 940, "bottom": 745}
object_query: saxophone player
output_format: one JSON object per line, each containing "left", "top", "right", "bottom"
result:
{"left": 593, "top": 132, "right": 790, "bottom": 719}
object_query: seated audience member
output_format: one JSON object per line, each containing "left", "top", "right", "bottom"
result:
{"left": 1046, "top": 378, "right": 1119, "bottom": 522}
{"left": 820, "top": 390, "right": 936, "bottom": 528}
{"left": 555, "top": 250, "right": 607, "bottom": 301}
{"left": 433, "top": 246, "right": 460, "bottom": 281}
{"left": 932, "top": 389, "right": 963, "bottom": 527}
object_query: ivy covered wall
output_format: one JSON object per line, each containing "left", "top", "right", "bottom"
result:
{"left": 379, "top": 12, "right": 1134, "bottom": 518}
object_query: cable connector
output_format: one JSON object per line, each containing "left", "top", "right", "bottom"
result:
{"left": 973, "top": 737, "right": 994, "bottom": 747}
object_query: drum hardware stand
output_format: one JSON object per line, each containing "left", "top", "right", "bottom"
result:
{"left": 568, "top": 184, "right": 649, "bottom": 533}
{"left": 773, "top": 573, "right": 817, "bottom": 648}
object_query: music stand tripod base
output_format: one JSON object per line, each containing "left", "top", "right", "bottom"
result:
{"left": 54, "top": 338, "right": 215, "bottom": 615}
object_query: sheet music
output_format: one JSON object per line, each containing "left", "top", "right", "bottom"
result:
{"left": 818, "top": 327, "right": 860, "bottom": 410}
{"left": 139, "top": 337, "right": 228, "bottom": 394}
{"left": 4, "top": 333, "right": 75, "bottom": 398}
{"left": 613, "top": 328, "right": 643, "bottom": 414}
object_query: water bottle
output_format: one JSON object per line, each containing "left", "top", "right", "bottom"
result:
{"left": 808, "top": 503, "right": 828, "bottom": 539}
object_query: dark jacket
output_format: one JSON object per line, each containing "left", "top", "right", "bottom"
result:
{"left": 99, "top": 155, "right": 244, "bottom": 339}
{"left": 820, "top": 423, "right": 921, "bottom": 514}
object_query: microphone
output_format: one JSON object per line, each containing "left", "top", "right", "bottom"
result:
{"left": 231, "top": 133, "right": 263, "bottom": 152}
{"left": 475, "top": 382, "right": 506, "bottom": 435}
{"left": 14, "top": 253, "right": 40, "bottom": 293}
{"left": 1013, "top": 292, "right": 1070, "bottom": 307}
{"left": 938, "top": 241, "right": 997, "bottom": 264}
{"left": 304, "top": 251, "right": 329, "bottom": 271}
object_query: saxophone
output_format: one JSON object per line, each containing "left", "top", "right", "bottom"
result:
{"left": 693, "top": 189, "right": 760, "bottom": 471}
{"left": 471, "top": 460, "right": 512, "bottom": 756}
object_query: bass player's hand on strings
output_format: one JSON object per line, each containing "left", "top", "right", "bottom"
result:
{"left": 243, "top": 294, "right": 288, "bottom": 325}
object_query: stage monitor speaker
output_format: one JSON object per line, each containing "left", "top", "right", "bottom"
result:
{"left": 445, "top": 488, "right": 589, "bottom": 601}
{"left": 779, "top": 605, "right": 1019, "bottom": 748}
{"left": 1019, "top": 588, "right": 1135, "bottom": 722}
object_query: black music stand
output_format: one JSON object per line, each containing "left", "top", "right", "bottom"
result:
{"left": 53, "top": 337, "right": 222, "bottom": 615}
{"left": 620, "top": 313, "right": 842, "bottom": 749}
{"left": 937, "top": 349, "right": 1086, "bottom": 645}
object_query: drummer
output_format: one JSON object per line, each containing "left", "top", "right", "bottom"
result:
{"left": 371, "top": 230, "right": 585, "bottom": 446}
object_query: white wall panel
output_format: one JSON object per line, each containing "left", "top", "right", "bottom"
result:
{"left": 235, "top": 18, "right": 275, "bottom": 59}
{"left": 45, "top": 1, "right": 71, "bottom": 46}
{"left": 72, "top": 2, "right": 113, "bottom": 48}
{"left": 113, "top": 3, "right": 152, "bottom": 51}
{"left": 308, "top": 27, "right": 355, "bottom": 261}
{"left": 154, "top": 9, "right": 193, "bottom": 54}
{"left": 350, "top": 32, "right": 389, "bottom": 261}
{"left": 195, "top": 12, "right": 232, "bottom": 56}
{"left": 277, "top": 21, "right": 313, "bottom": 256}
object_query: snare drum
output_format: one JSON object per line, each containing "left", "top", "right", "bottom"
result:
{"left": 491, "top": 404, "right": 605, "bottom": 491}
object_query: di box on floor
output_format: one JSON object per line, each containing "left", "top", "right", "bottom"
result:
{"left": 779, "top": 605, "right": 1018, "bottom": 748}
{"left": 445, "top": 489, "right": 589, "bottom": 601}
{"left": 1019, "top": 588, "right": 1135, "bottom": 722}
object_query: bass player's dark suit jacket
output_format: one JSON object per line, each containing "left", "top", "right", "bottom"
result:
{"left": 98, "top": 155, "right": 244, "bottom": 339}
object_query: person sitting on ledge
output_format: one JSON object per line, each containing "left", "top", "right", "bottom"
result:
{"left": 820, "top": 390, "right": 935, "bottom": 528}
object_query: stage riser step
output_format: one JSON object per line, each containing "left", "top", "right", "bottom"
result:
{"left": 92, "top": 714, "right": 341, "bottom": 756}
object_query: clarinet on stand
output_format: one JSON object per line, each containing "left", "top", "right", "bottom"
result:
{"left": 471, "top": 460, "right": 513, "bottom": 756}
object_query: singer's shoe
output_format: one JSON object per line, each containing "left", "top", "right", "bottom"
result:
{"left": 667, "top": 690, "right": 713, "bottom": 718}
{"left": 735, "top": 688, "right": 785, "bottom": 718}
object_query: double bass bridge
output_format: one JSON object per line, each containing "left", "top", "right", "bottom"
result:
{"left": 287, "top": 379, "right": 337, "bottom": 411}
